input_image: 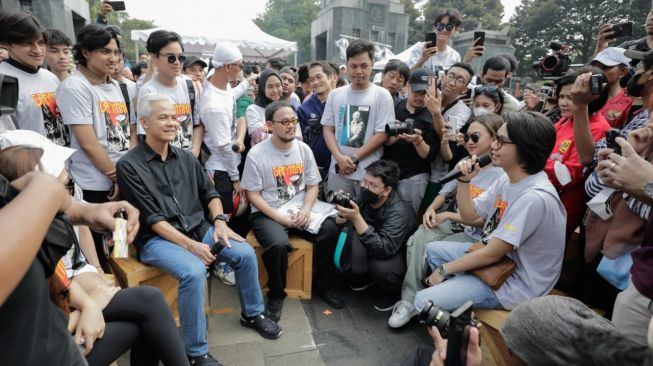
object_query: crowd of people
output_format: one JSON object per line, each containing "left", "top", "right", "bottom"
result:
{"left": 1, "top": 3, "right": 653, "bottom": 366}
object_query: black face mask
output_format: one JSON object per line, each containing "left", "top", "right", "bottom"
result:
{"left": 360, "top": 187, "right": 380, "bottom": 205}
{"left": 626, "top": 72, "right": 645, "bottom": 97}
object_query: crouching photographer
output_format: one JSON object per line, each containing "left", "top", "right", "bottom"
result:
{"left": 331, "top": 159, "right": 417, "bottom": 310}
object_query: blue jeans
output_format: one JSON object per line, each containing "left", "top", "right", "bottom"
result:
{"left": 413, "top": 241, "right": 503, "bottom": 313}
{"left": 140, "top": 226, "right": 264, "bottom": 356}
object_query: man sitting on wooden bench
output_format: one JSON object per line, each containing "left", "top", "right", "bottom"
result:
{"left": 117, "top": 93, "right": 282, "bottom": 366}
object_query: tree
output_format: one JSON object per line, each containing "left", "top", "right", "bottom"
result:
{"left": 509, "top": 0, "right": 648, "bottom": 78}
{"left": 422, "top": 0, "right": 504, "bottom": 34}
{"left": 402, "top": 0, "right": 424, "bottom": 45}
{"left": 254, "top": 0, "right": 320, "bottom": 64}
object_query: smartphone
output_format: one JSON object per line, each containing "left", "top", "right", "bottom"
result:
{"left": 609, "top": 22, "right": 633, "bottom": 39}
{"left": 105, "top": 1, "right": 126, "bottom": 11}
{"left": 473, "top": 31, "right": 486, "bottom": 47}
{"left": 425, "top": 32, "right": 437, "bottom": 48}
{"left": 590, "top": 74, "right": 603, "bottom": 95}
{"left": 428, "top": 75, "right": 437, "bottom": 95}
{"left": 605, "top": 128, "right": 622, "bottom": 155}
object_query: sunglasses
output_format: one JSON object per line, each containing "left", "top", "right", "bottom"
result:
{"left": 475, "top": 85, "right": 500, "bottom": 95}
{"left": 272, "top": 118, "right": 299, "bottom": 127}
{"left": 434, "top": 22, "right": 456, "bottom": 32}
{"left": 162, "top": 54, "right": 186, "bottom": 64}
{"left": 464, "top": 132, "right": 481, "bottom": 143}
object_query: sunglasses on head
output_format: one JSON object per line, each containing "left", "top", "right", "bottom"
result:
{"left": 475, "top": 85, "right": 500, "bottom": 94}
{"left": 163, "top": 54, "right": 186, "bottom": 64}
{"left": 434, "top": 22, "right": 456, "bottom": 32}
{"left": 464, "top": 132, "right": 481, "bottom": 143}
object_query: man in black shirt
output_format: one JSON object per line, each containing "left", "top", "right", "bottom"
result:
{"left": 382, "top": 68, "right": 440, "bottom": 216}
{"left": 117, "top": 93, "right": 282, "bottom": 366}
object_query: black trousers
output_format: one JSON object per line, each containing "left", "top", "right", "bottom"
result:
{"left": 82, "top": 189, "right": 111, "bottom": 271}
{"left": 85, "top": 286, "right": 189, "bottom": 366}
{"left": 400, "top": 346, "right": 435, "bottom": 366}
{"left": 350, "top": 231, "right": 407, "bottom": 294}
{"left": 250, "top": 212, "right": 338, "bottom": 300}
{"left": 209, "top": 170, "right": 250, "bottom": 238}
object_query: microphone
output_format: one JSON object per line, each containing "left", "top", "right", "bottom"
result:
{"left": 231, "top": 143, "right": 241, "bottom": 153}
{"left": 438, "top": 155, "right": 492, "bottom": 184}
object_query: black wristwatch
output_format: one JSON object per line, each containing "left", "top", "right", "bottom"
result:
{"left": 351, "top": 154, "right": 360, "bottom": 165}
{"left": 213, "top": 214, "right": 229, "bottom": 223}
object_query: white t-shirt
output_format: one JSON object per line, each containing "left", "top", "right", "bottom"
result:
{"left": 245, "top": 104, "right": 302, "bottom": 145}
{"left": 241, "top": 138, "right": 321, "bottom": 213}
{"left": 137, "top": 76, "right": 199, "bottom": 150}
{"left": 430, "top": 100, "right": 472, "bottom": 182}
{"left": 473, "top": 172, "right": 567, "bottom": 309}
{"left": 0, "top": 62, "right": 68, "bottom": 145}
{"left": 57, "top": 70, "right": 130, "bottom": 191}
{"left": 201, "top": 81, "right": 248, "bottom": 180}
{"left": 408, "top": 42, "right": 461, "bottom": 72}
{"left": 321, "top": 83, "right": 395, "bottom": 180}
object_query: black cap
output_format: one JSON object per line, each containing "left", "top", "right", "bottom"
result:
{"left": 409, "top": 67, "right": 435, "bottom": 92}
{"left": 183, "top": 56, "right": 208, "bottom": 71}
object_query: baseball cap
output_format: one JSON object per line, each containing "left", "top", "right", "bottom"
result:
{"left": 0, "top": 130, "right": 75, "bottom": 177}
{"left": 591, "top": 47, "right": 631, "bottom": 67}
{"left": 409, "top": 67, "right": 435, "bottom": 92}
{"left": 183, "top": 56, "right": 208, "bottom": 71}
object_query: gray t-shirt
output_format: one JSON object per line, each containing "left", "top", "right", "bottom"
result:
{"left": 473, "top": 171, "right": 566, "bottom": 309}
{"left": 0, "top": 62, "right": 68, "bottom": 145}
{"left": 137, "top": 76, "right": 199, "bottom": 149}
{"left": 241, "top": 138, "right": 321, "bottom": 213}
{"left": 57, "top": 70, "right": 130, "bottom": 191}
{"left": 430, "top": 100, "right": 472, "bottom": 182}
{"left": 321, "top": 83, "right": 395, "bottom": 180}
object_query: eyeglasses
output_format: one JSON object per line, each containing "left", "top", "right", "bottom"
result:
{"left": 434, "top": 22, "right": 456, "bottom": 32}
{"left": 162, "top": 54, "right": 186, "bottom": 64}
{"left": 464, "top": 132, "right": 481, "bottom": 143}
{"left": 445, "top": 73, "right": 467, "bottom": 86}
{"left": 272, "top": 118, "right": 299, "bottom": 127}
{"left": 475, "top": 85, "right": 500, "bottom": 94}
{"left": 493, "top": 134, "right": 515, "bottom": 149}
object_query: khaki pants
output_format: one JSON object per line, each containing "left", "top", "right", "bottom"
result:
{"left": 612, "top": 279, "right": 653, "bottom": 347}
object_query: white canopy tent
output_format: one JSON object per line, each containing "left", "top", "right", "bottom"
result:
{"left": 131, "top": 19, "right": 297, "bottom": 63}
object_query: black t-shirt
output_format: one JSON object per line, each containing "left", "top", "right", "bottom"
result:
{"left": 0, "top": 260, "right": 85, "bottom": 366}
{"left": 632, "top": 212, "right": 653, "bottom": 300}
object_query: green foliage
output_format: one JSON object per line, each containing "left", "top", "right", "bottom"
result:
{"left": 509, "top": 0, "right": 648, "bottom": 78}
{"left": 422, "top": 0, "right": 504, "bottom": 33}
{"left": 401, "top": 0, "right": 423, "bottom": 45}
{"left": 254, "top": 0, "right": 320, "bottom": 64}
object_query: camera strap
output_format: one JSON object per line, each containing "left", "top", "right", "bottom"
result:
{"left": 333, "top": 229, "right": 348, "bottom": 271}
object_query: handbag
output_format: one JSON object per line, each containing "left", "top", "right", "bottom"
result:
{"left": 464, "top": 242, "right": 516, "bottom": 290}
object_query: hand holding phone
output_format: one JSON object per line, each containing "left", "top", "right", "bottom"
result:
{"left": 605, "top": 128, "right": 622, "bottom": 155}
{"left": 105, "top": 1, "right": 126, "bottom": 11}
{"left": 425, "top": 32, "right": 437, "bottom": 49}
{"left": 608, "top": 22, "right": 633, "bottom": 39}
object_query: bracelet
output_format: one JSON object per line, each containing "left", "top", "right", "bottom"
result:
{"left": 457, "top": 178, "right": 471, "bottom": 183}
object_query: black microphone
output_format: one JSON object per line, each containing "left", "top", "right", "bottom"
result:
{"left": 438, "top": 155, "right": 492, "bottom": 184}
{"left": 231, "top": 143, "right": 241, "bottom": 153}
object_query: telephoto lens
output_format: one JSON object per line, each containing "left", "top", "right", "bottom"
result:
{"left": 385, "top": 120, "right": 415, "bottom": 137}
{"left": 326, "top": 190, "right": 353, "bottom": 208}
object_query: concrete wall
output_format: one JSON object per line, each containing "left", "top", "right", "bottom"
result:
{"left": 0, "top": 0, "right": 90, "bottom": 41}
{"left": 452, "top": 29, "right": 515, "bottom": 75}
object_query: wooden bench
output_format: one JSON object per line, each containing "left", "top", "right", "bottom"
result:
{"left": 246, "top": 231, "right": 313, "bottom": 299}
{"left": 109, "top": 246, "right": 209, "bottom": 327}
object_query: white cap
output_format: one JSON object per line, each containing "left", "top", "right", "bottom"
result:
{"left": 0, "top": 130, "right": 75, "bottom": 177}
{"left": 592, "top": 47, "right": 631, "bottom": 67}
{"left": 211, "top": 41, "right": 242, "bottom": 68}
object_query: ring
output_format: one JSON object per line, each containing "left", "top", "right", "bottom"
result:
{"left": 610, "top": 162, "right": 617, "bottom": 169}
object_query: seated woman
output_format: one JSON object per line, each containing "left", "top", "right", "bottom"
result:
{"left": 388, "top": 114, "right": 506, "bottom": 328}
{"left": 545, "top": 67, "right": 611, "bottom": 238}
{"left": 414, "top": 112, "right": 566, "bottom": 315}
{"left": 246, "top": 69, "right": 302, "bottom": 146}
{"left": 0, "top": 141, "right": 190, "bottom": 366}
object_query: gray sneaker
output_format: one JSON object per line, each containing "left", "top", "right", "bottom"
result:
{"left": 387, "top": 300, "right": 418, "bottom": 328}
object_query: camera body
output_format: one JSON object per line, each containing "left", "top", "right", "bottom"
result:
{"left": 590, "top": 73, "right": 604, "bottom": 95}
{"left": 532, "top": 42, "right": 571, "bottom": 79}
{"left": 326, "top": 190, "right": 353, "bottom": 208}
{"left": 385, "top": 119, "right": 415, "bottom": 137}
{"left": 419, "top": 300, "right": 477, "bottom": 366}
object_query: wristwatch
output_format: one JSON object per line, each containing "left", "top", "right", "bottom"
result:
{"left": 436, "top": 264, "right": 448, "bottom": 276}
{"left": 351, "top": 154, "right": 359, "bottom": 165}
{"left": 213, "top": 214, "right": 229, "bottom": 223}
{"left": 644, "top": 182, "right": 653, "bottom": 200}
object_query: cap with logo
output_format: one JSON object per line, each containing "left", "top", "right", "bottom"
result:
{"left": 409, "top": 67, "right": 435, "bottom": 92}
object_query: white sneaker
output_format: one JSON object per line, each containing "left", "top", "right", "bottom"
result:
{"left": 213, "top": 262, "right": 236, "bottom": 286}
{"left": 388, "top": 300, "right": 417, "bottom": 328}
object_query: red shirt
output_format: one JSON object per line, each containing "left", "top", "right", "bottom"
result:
{"left": 545, "top": 114, "right": 611, "bottom": 235}
{"left": 598, "top": 88, "right": 633, "bottom": 128}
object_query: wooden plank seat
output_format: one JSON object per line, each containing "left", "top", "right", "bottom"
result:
{"left": 246, "top": 231, "right": 313, "bottom": 299}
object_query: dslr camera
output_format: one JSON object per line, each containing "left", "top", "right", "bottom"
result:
{"left": 532, "top": 42, "right": 571, "bottom": 79}
{"left": 385, "top": 119, "right": 414, "bottom": 137}
{"left": 326, "top": 190, "right": 353, "bottom": 208}
{"left": 419, "top": 300, "right": 478, "bottom": 366}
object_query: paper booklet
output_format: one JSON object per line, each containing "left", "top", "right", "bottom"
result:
{"left": 277, "top": 193, "right": 338, "bottom": 234}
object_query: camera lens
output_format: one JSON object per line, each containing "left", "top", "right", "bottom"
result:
{"left": 419, "top": 301, "right": 452, "bottom": 337}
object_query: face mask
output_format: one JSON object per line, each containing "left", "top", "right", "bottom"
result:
{"left": 360, "top": 187, "right": 380, "bottom": 204}
{"left": 473, "top": 107, "right": 492, "bottom": 116}
{"left": 626, "top": 72, "right": 645, "bottom": 97}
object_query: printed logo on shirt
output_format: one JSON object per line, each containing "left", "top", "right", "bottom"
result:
{"left": 172, "top": 103, "right": 193, "bottom": 150}
{"left": 469, "top": 184, "right": 486, "bottom": 199}
{"left": 273, "top": 163, "right": 305, "bottom": 206}
{"left": 31, "top": 92, "right": 69, "bottom": 146}
{"left": 99, "top": 101, "right": 130, "bottom": 152}
{"left": 559, "top": 140, "right": 572, "bottom": 154}
{"left": 337, "top": 105, "right": 370, "bottom": 148}
{"left": 480, "top": 194, "right": 508, "bottom": 244}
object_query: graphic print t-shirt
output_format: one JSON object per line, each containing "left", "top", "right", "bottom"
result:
{"left": 241, "top": 138, "right": 321, "bottom": 213}
{"left": 321, "top": 84, "right": 395, "bottom": 180}
{"left": 57, "top": 71, "right": 130, "bottom": 191}
{"left": 137, "top": 76, "right": 198, "bottom": 150}
{"left": 0, "top": 62, "right": 68, "bottom": 145}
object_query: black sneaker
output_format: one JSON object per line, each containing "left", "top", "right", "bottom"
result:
{"left": 318, "top": 288, "right": 345, "bottom": 309}
{"left": 188, "top": 353, "right": 223, "bottom": 366}
{"left": 265, "top": 298, "right": 284, "bottom": 322}
{"left": 240, "top": 313, "right": 283, "bottom": 339}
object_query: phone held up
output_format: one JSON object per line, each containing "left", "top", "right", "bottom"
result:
{"left": 605, "top": 128, "right": 622, "bottom": 155}
{"left": 608, "top": 22, "right": 633, "bottom": 39}
{"left": 105, "top": 1, "right": 126, "bottom": 11}
{"left": 425, "top": 32, "right": 437, "bottom": 50}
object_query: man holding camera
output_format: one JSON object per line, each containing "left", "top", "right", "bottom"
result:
{"left": 117, "top": 93, "right": 281, "bottom": 366}
{"left": 335, "top": 159, "right": 417, "bottom": 311}
{"left": 382, "top": 68, "right": 440, "bottom": 216}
